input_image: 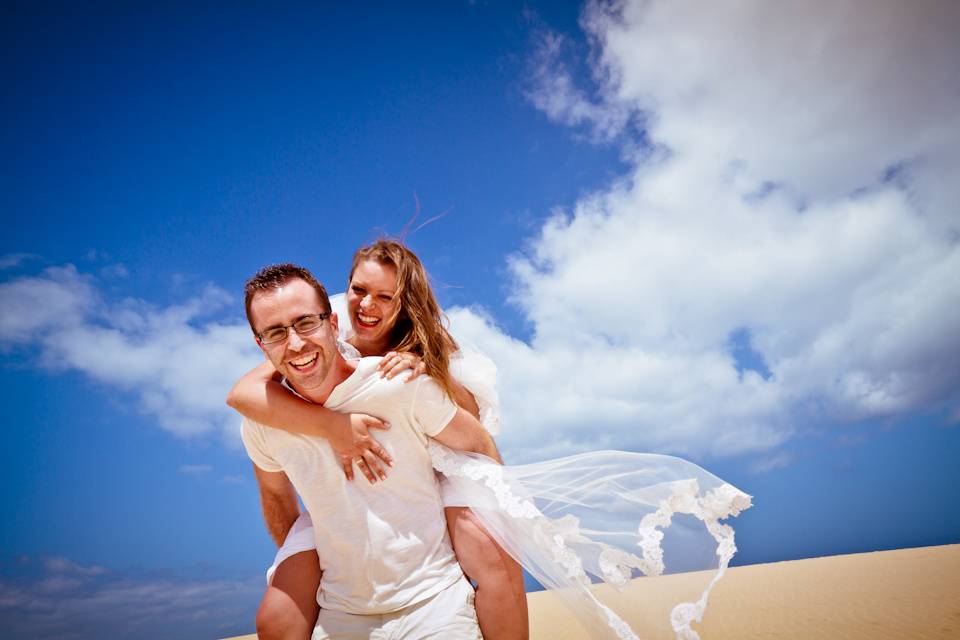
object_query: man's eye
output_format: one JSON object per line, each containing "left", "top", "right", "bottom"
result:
{"left": 295, "top": 319, "right": 320, "bottom": 332}
{"left": 262, "top": 329, "right": 285, "bottom": 341}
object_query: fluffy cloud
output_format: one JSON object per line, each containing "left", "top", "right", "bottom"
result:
{"left": 0, "top": 265, "right": 261, "bottom": 440}
{"left": 449, "top": 0, "right": 960, "bottom": 461}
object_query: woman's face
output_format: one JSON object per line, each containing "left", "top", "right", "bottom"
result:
{"left": 347, "top": 259, "right": 400, "bottom": 352}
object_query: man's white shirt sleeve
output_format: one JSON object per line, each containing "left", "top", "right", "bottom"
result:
{"left": 240, "top": 417, "right": 283, "bottom": 472}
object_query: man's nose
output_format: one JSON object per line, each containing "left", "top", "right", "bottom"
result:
{"left": 286, "top": 329, "right": 307, "bottom": 350}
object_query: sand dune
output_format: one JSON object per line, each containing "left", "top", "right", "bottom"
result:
{"left": 225, "top": 544, "right": 960, "bottom": 639}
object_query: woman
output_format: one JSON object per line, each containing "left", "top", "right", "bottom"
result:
{"left": 228, "top": 239, "right": 528, "bottom": 640}
{"left": 232, "top": 239, "right": 752, "bottom": 639}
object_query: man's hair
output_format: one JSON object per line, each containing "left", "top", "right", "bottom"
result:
{"left": 349, "top": 239, "right": 459, "bottom": 400}
{"left": 244, "top": 263, "right": 331, "bottom": 334}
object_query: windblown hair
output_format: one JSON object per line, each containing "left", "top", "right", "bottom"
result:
{"left": 350, "top": 240, "right": 460, "bottom": 400}
{"left": 244, "top": 263, "right": 331, "bottom": 334}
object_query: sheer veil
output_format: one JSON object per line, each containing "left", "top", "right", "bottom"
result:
{"left": 432, "top": 444, "right": 751, "bottom": 639}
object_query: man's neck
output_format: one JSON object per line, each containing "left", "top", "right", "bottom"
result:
{"left": 290, "top": 355, "right": 358, "bottom": 405}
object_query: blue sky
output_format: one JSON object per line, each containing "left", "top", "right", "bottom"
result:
{"left": 3, "top": 2, "right": 959, "bottom": 638}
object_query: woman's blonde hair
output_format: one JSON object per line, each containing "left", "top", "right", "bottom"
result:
{"left": 349, "top": 239, "right": 460, "bottom": 400}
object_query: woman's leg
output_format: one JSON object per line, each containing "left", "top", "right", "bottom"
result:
{"left": 445, "top": 506, "right": 529, "bottom": 640}
{"left": 256, "top": 550, "right": 322, "bottom": 640}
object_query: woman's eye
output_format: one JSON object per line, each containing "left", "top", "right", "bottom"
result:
{"left": 379, "top": 295, "right": 393, "bottom": 302}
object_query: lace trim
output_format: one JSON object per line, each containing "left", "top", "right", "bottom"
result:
{"left": 429, "top": 442, "right": 751, "bottom": 640}
{"left": 636, "top": 481, "right": 752, "bottom": 640}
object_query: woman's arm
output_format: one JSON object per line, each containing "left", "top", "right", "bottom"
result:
{"left": 448, "top": 378, "right": 481, "bottom": 420}
{"left": 226, "top": 361, "right": 393, "bottom": 482}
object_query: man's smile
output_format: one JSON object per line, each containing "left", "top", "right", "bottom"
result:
{"left": 287, "top": 352, "right": 319, "bottom": 371}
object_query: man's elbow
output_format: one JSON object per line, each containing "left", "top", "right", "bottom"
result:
{"left": 225, "top": 384, "right": 242, "bottom": 410}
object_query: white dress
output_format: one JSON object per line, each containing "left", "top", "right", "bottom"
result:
{"left": 268, "top": 295, "right": 752, "bottom": 639}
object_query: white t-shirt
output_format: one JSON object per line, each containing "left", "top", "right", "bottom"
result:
{"left": 240, "top": 357, "right": 463, "bottom": 614}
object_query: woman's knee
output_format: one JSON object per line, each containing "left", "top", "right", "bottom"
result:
{"left": 447, "top": 507, "right": 515, "bottom": 579}
{"left": 256, "top": 550, "right": 321, "bottom": 640}
{"left": 256, "top": 587, "right": 312, "bottom": 639}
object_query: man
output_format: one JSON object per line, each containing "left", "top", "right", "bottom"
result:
{"left": 239, "top": 263, "right": 498, "bottom": 640}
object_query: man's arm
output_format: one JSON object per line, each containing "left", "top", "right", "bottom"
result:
{"left": 431, "top": 407, "right": 503, "bottom": 463}
{"left": 251, "top": 463, "right": 301, "bottom": 547}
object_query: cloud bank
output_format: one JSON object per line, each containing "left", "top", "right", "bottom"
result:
{"left": 2, "top": 2, "right": 958, "bottom": 466}
{"left": 0, "top": 555, "right": 260, "bottom": 640}
{"left": 449, "top": 0, "right": 960, "bottom": 461}
{"left": 0, "top": 264, "right": 261, "bottom": 441}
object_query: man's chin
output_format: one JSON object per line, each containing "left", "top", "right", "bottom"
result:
{"left": 286, "top": 367, "right": 322, "bottom": 383}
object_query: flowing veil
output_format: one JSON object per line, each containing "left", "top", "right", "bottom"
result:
{"left": 432, "top": 444, "right": 751, "bottom": 639}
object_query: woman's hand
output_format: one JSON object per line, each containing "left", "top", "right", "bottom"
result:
{"left": 331, "top": 413, "right": 394, "bottom": 483}
{"left": 378, "top": 351, "right": 427, "bottom": 381}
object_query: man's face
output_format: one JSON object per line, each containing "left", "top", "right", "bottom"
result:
{"left": 248, "top": 278, "right": 339, "bottom": 393}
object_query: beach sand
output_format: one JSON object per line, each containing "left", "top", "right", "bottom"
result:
{"left": 224, "top": 543, "right": 960, "bottom": 639}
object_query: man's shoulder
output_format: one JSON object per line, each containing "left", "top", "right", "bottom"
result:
{"left": 327, "top": 356, "right": 419, "bottom": 409}
{"left": 240, "top": 415, "right": 294, "bottom": 441}
{"left": 240, "top": 415, "right": 270, "bottom": 435}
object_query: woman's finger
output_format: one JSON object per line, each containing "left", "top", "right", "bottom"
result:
{"left": 405, "top": 361, "right": 427, "bottom": 382}
{"left": 370, "top": 440, "right": 394, "bottom": 467}
{"left": 377, "top": 352, "right": 399, "bottom": 371}
{"left": 355, "top": 457, "right": 377, "bottom": 484}
{"left": 361, "top": 451, "right": 387, "bottom": 482}
{"left": 382, "top": 357, "right": 416, "bottom": 379}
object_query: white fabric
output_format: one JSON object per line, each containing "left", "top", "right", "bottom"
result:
{"left": 265, "top": 510, "right": 316, "bottom": 585}
{"left": 242, "top": 358, "right": 463, "bottom": 614}
{"left": 431, "top": 445, "right": 751, "bottom": 640}
{"left": 311, "top": 577, "right": 480, "bottom": 640}
{"left": 448, "top": 346, "right": 501, "bottom": 436}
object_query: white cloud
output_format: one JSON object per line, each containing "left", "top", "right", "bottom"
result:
{"left": 749, "top": 453, "right": 793, "bottom": 475}
{"left": 0, "top": 266, "right": 261, "bottom": 439}
{"left": 448, "top": 0, "right": 960, "bottom": 462}
{"left": 581, "top": 0, "right": 960, "bottom": 221}
{"left": 0, "top": 253, "right": 39, "bottom": 270}
{"left": 525, "top": 30, "right": 630, "bottom": 142}
{"left": 42, "top": 556, "right": 108, "bottom": 577}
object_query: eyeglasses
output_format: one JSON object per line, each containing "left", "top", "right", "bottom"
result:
{"left": 257, "top": 312, "right": 331, "bottom": 345}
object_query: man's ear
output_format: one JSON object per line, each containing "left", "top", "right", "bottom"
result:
{"left": 329, "top": 311, "right": 339, "bottom": 336}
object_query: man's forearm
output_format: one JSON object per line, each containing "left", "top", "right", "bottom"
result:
{"left": 260, "top": 490, "right": 300, "bottom": 547}
{"left": 253, "top": 464, "right": 301, "bottom": 546}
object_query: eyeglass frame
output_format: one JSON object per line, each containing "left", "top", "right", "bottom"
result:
{"left": 256, "top": 312, "right": 332, "bottom": 345}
